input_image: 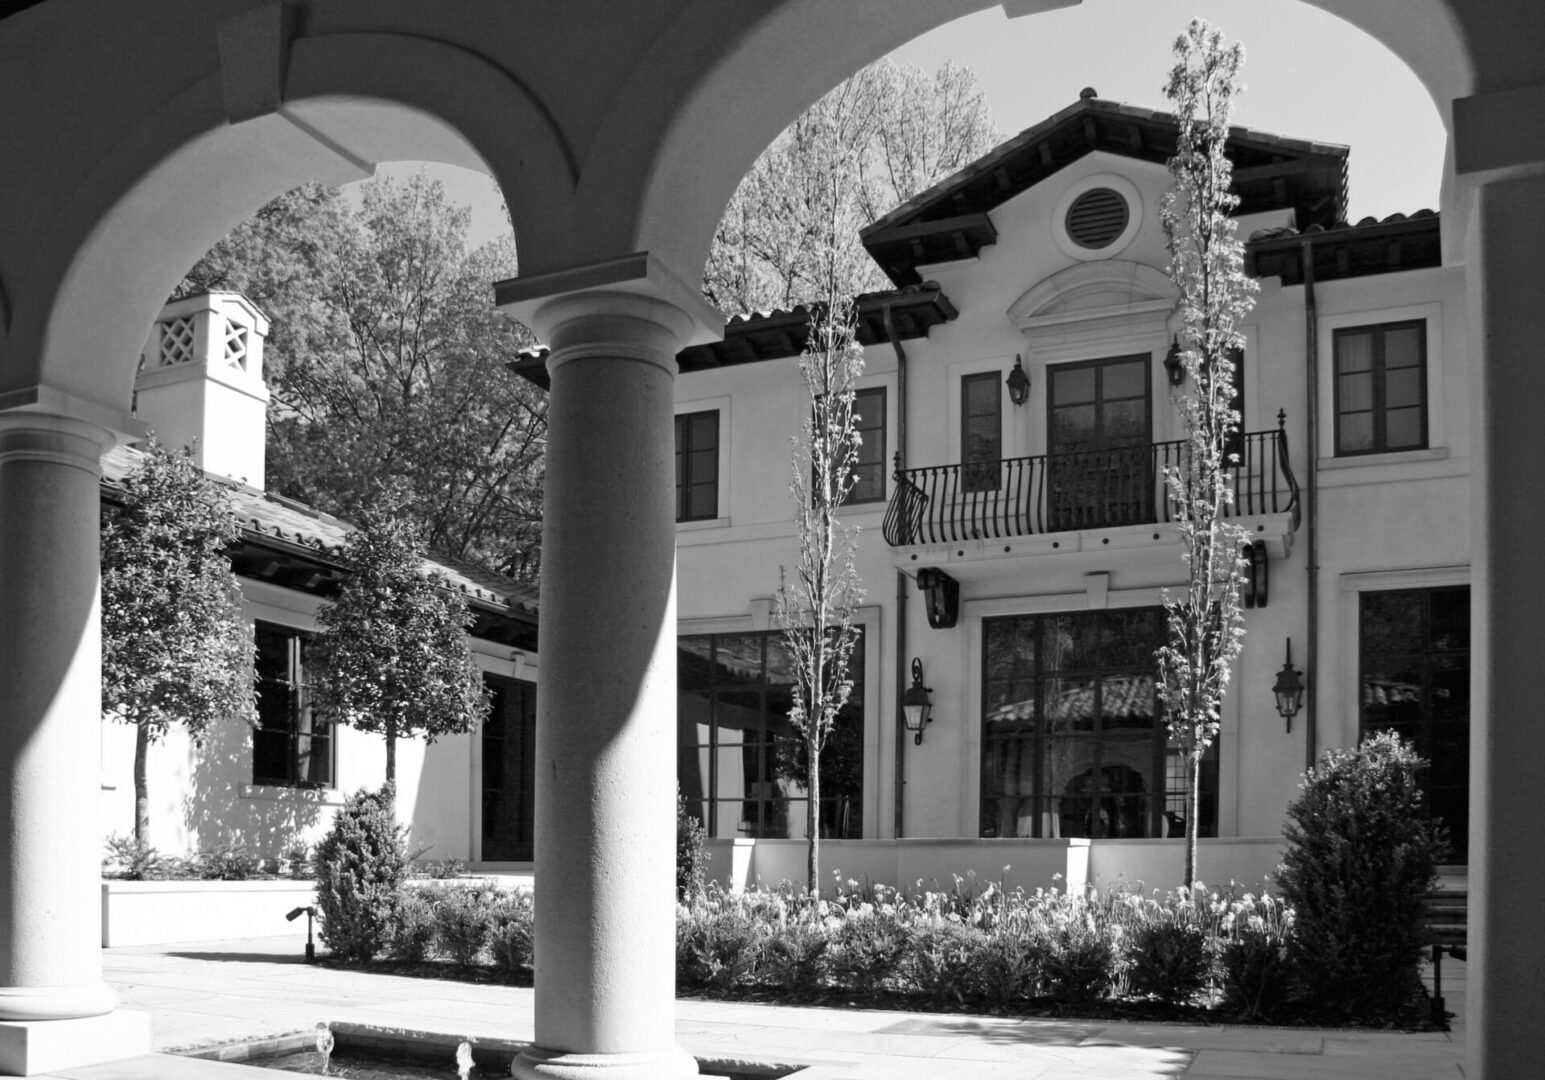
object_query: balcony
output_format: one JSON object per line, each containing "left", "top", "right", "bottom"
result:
{"left": 882, "top": 423, "right": 1300, "bottom": 548}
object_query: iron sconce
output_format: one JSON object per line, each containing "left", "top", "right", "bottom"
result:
{"left": 1006, "top": 354, "right": 1031, "bottom": 407}
{"left": 901, "top": 658, "right": 934, "bottom": 746}
{"left": 1273, "top": 639, "right": 1305, "bottom": 731}
{"left": 1164, "top": 337, "right": 1186, "bottom": 386}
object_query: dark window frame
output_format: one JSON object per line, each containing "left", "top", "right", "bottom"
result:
{"left": 481, "top": 674, "right": 536, "bottom": 862}
{"left": 1333, "top": 319, "right": 1428, "bottom": 456}
{"left": 847, "top": 386, "right": 887, "bottom": 505}
{"left": 675, "top": 409, "right": 720, "bottom": 522}
{"left": 252, "top": 620, "right": 333, "bottom": 789}
{"left": 961, "top": 371, "right": 1003, "bottom": 493}
{"left": 978, "top": 608, "right": 1216, "bottom": 841}
{"left": 677, "top": 630, "right": 865, "bottom": 841}
{"left": 1358, "top": 585, "right": 1470, "bottom": 862}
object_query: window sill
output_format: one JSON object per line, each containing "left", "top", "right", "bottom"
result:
{"left": 1319, "top": 446, "right": 1448, "bottom": 470}
{"left": 241, "top": 783, "right": 345, "bottom": 806}
{"left": 676, "top": 516, "right": 731, "bottom": 532}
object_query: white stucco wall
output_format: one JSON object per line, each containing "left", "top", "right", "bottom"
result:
{"left": 674, "top": 145, "right": 1471, "bottom": 862}
{"left": 98, "top": 578, "right": 526, "bottom": 867}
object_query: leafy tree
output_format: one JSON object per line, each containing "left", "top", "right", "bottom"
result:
{"left": 311, "top": 506, "right": 491, "bottom": 793}
{"left": 101, "top": 440, "right": 256, "bottom": 848}
{"left": 179, "top": 176, "right": 546, "bottom": 581}
{"left": 1155, "top": 20, "right": 1258, "bottom": 887}
{"left": 704, "top": 59, "right": 998, "bottom": 314}
{"left": 772, "top": 104, "right": 867, "bottom": 895}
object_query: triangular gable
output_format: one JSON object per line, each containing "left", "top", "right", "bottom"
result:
{"left": 861, "top": 95, "right": 1348, "bottom": 287}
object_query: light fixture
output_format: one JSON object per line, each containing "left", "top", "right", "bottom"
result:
{"left": 916, "top": 567, "right": 960, "bottom": 629}
{"left": 1272, "top": 639, "right": 1305, "bottom": 731}
{"left": 286, "top": 905, "right": 318, "bottom": 962}
{"left": 1164, "top": 337, "right": 1185, "bottom": 386}
{"left": 901, "top": 658, "right": 934, "bottom": 746}
{"left": 1006, "top": 354, "right": 1031, "bottom": 407}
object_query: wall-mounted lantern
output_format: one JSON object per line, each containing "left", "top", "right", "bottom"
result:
{"left": 1243, "top": 542, "right": 1269, "bottom": 608}
{"left": 1272, "top": 639, "right": 1305, "bottom": 731}
{"left": 901, "top": 658, "right": 934, "bottom": 746}
{"left": 1163, "top": 337, "right": 1186, "bottom": 386}
{"left": 916, "top": 567, "right": 960, "bottom": 629}
{"left": 1006, "top": 354, "right": 1031, "bottom": 407}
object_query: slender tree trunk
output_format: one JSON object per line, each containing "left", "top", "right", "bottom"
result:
{"left": 807, "top": 735, "right": 821, "bottom": 897}
{"left": 384, "top": 732, "right": 397, "bottom": 804}
{"left": 1185, "top": 745, "right": 1202, "bottom": 888}
{"left": 134, "top": 721, "right": 151, "bottom": 849}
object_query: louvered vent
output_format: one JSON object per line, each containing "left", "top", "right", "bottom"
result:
{"left": 1065, "top": 188, "right": 1129, "bottom": 249}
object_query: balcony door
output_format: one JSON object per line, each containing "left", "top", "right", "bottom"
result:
{"left": 1047, "top": 355, "right": 1152, "bottom": 530}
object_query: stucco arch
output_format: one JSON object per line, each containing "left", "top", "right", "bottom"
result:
{"left": 4, "top": 28, "right": 574, "bottom": 424}
{"left": 1007, "top": 260, "right": 1177, "bottom": 325}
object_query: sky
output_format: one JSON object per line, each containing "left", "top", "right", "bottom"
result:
{"left": 364, "top": 0, "right": 1445, "bottom": 252}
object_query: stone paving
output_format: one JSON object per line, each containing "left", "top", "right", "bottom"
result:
{"left": 29, "top": 933, "right": 1466, "bottom": 1078}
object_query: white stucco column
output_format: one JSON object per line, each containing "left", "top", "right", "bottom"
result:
{"left": 0, "top": 412, "right": 117, "bottom": 1022}
{"left": 499, "top": 258, "right": 719, "bottom": 1080}
{"left": 1456, "top": 84, "right": 1545, "bottom": 1078}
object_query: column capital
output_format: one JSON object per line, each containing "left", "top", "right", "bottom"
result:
{"left": 495, "top": 251, "right": 723, "bottom": 375}
{"left": 0, "top": 411, "right": 118, "bottom": 475}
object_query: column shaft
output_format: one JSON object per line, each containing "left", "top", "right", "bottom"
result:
{"left": 515, "top": 293, "right": 699, "bottom": 1080}
{"left": 0, "top": 413, "right": 118, "bottom": 1021}
{"left": 1468, "top": 176, "right": 1545, "bottom": 1078}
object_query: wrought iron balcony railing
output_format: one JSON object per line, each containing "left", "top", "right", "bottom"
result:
{"left": 882, "top": 417, "right": 1300, "bottom": 548}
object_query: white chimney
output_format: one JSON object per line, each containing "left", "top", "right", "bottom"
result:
{"left": 134, "top": 292, "right": 272, "bottom": 489}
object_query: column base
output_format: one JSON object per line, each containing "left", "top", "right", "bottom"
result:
{"left": 0, "top": 1010, "right": 152, "bottom": 1076}
{"left": 512, "top": 1045, "right": 702, "bottom": 1080}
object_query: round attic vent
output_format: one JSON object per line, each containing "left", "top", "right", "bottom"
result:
{"left": 1065, "top": 187, "right": 1130, "bottom": 249}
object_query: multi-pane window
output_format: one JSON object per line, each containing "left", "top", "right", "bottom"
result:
{"left": 481, "top": 676, "right": 536, "bottom": 862}
{"left": 675, "top": 410, "right": 719, "bottom": 521}
{"left": 252, "top": 621, "right": 332, "bottom": 787}
{"left": 678, "top": 630, "right": 864, "bottom": 840}
{"left": 1334, "top": 320, "right": 1427, "bottom": 455}
{"left": 848, "top": 387, "right": 887, "bottom": 504}
{"left": 1046, "top": 355, "right": 1152, "bottom": 529}
{"left": 1360, "top": 586, "right": 1470, "bottom": 861}
{"left": 962, "top": 372, "right": 1002, "bottom": 492}
{"left": 980, "top": 608, "right": 1216, "bottom": 839}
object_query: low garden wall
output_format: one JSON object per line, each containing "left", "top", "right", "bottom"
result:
{"left": 101, "top": 872, "right": 535, "bottom": 947}
{"left": 701, "top": 836, "right": 1286, "bottom": 896}
{"left": 101, "top": 879, "right": 317, "bottom": 947}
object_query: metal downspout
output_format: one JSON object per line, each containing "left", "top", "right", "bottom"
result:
{"left": 1301, "top": 240, "right": 1320, "bottom": 772}
{"left": 884, "top": 303, "right": 909, "bottom": 839}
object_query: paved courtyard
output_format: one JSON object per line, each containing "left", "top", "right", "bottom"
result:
{"left": 24, "top": 934, "right": 1466, "bottom": 1078}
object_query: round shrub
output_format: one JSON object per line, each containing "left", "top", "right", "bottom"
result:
{"left": 828, "top": 911, "right": 907, "bottom": 991}
{"left": 314, "top": 784, "right": 408, "bottom": 963}
{"left": 433, "top": 882, "right": 501, "bottom": 966}
{"left": 388, "top": 887, "right": 438, "bottom": 963}
{"left": 1217, "top": 893, "right": 1295, "bottom": 1020}
{"left": 971, "top": 926, "right": 1043, "bottom": 1007}
{"left": 676, "top": 904, "right": 764, "bottom": 990}
{"left": 902, "top": 920, "right": 981, "bottom": 1003}
{"left": 1043, "top": 913, "right": 1119, "bottom": 1005}
{"left": 490, "top": 890, "right": 535, "bottom": 977}
{"left": 1126, "top": 920, "right": 1211, "bottom": 1004}
{"left": 1276, "top": 731, "right": 1446, "bottom": 1019}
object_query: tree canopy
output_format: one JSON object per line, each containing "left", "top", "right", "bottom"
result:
{"left": 704, "top": 59, "right": 998, "bottom": 315}
{"left": 179, "top": 176, "right": 546, "bottom": 582}
{"left": 311, "top": 507, "right": 491, "bottom": 790}
{"left": 101, "top": 440, "right": 256, "bottom": 845}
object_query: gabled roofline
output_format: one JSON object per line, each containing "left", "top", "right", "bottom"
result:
{"left": 860, "top": 95, "right": 1349, "bottom": 287}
